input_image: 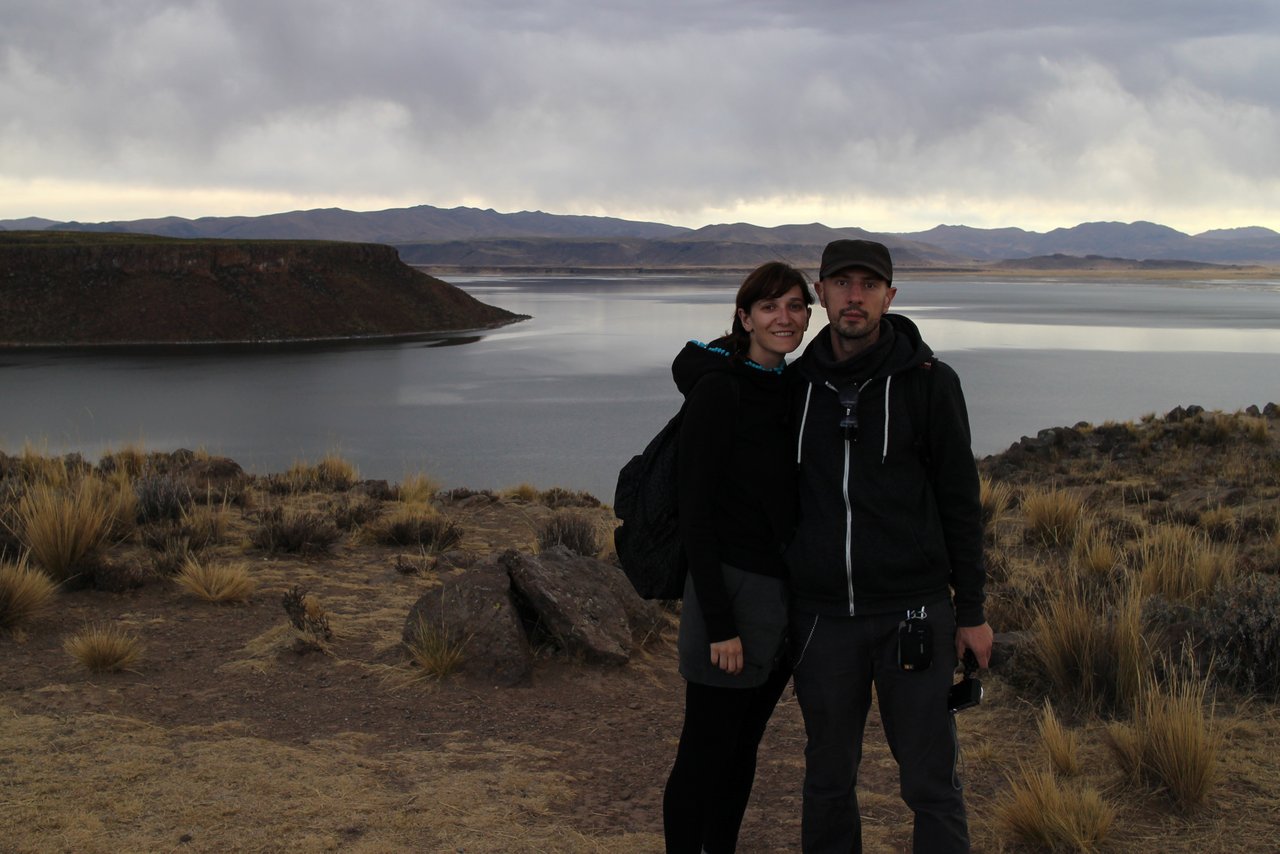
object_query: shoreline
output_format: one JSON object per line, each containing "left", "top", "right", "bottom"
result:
{"left": 0, "top": 316, "right": 530, "bottom": 352}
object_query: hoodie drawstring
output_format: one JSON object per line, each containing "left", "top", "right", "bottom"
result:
{"left": 881, "top": 375, "right": 893, "bottom": 463}
{"left": 797, "top": 382, "right": 813, "bottom": 465}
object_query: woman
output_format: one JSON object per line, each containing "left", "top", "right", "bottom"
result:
{"left": 662, "top": 261, "right": 813, "bottom": 853}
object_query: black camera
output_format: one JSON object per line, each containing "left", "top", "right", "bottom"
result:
{"left": 898, "top": 618, "right": 933, "bottom": 671}
{"left": 948, "top": 650, "right": 983, "bottom": 713}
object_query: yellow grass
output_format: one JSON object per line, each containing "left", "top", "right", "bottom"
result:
{"left": 404, "top": 614, "right": 469, "bottom": 680}
{"left": 0, "top": 557, "right": 58, "bottom": 629}
{"left": 502, "top": 482, "right": 541, "bottom": 503}
{"left": 1139, "top": 524, "right": 1236, "bottom": 606}
{"left": 398, "top": 472, "right": 442, "bottom": 504}
{"left": 1106, "top": 667, "right": 1220, "bottom": 811}
{"left": 1039, "top": 701, "right": 1081, "bottom": 777}
{"left": 1023, "top": 488, "right": 1086, "bottom": 549}
{"left": 17, "top": 479, "right": 116, "bottom": 582}
{"left": 64, "top": 623, "right": 144, "bottom": 673}
{"left": 174, "top": 557, "right": 256, "bottom": 604}
{"left": 1070, "top": 518, "right": 1124, "bottom": 581}
{"left": 996, "top": 763, "right": 1115, "bottom": 852}
{"left": 1031, "top": 581, "right": 1146, "bottom": 715}
{"left": 979, "top": 474, "right": 1014, "bottom": 537}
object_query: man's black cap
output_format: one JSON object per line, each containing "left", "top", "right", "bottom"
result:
{"left": 819, "top": 239, "right": 894, "bottom": 282}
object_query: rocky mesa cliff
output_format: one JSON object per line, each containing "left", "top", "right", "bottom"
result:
{"left": 0, "top": 231, "right": 524, "bottom": 346}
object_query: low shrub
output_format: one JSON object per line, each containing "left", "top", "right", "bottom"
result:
{"left": 539, "top": 487, "right": 601, "bottom": 509}
{"left": 175, "top": 558, "right": 256, "bottom": 604}
{"left": 1197, "top": 572, "right": 1280, "bottom": 696}
{"left": 0, "top": 558, "right": 57, "bottom": 629}
{"left": 368, "top": 508, "right": 463, "bottom": 551}
{"left": 64, "top": 623, "right": 143, "bottom": 673}
{"left": 996, "top": 764, "right": 1115, "bottom": 852}
{"left": 326, "top": 493, "right": 384, "bottom": 531}
{"left": 134, "top": 473, "right": 193, "bottom": 524}
{"left": 537, "top": 510, "right": 602, "bottom": 556}
{"left": 281, "top": 585, "right": 332, "bottom": 643}
{"left": 250, "top": 507, "right": 341, "bottom": 554}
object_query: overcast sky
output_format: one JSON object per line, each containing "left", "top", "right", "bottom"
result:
{"left": 3, "top": 0, "right": 1278, "bottom": 233}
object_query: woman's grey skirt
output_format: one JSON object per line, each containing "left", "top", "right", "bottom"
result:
{"left": 678, "top": 564, "right": 788, "bottom": 688}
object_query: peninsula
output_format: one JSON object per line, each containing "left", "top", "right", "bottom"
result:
{"left": 0, "top": 231, "right": 525, "bottom": 347}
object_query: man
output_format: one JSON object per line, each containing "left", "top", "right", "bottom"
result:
{"left": 786, "top": 238, "right": 993, "bottom": 853}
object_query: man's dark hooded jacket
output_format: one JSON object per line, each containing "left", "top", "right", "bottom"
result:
{"left": 786, "top": 313, "right": 986, "bottom": 626}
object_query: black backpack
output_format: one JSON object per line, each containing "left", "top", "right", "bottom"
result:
{"left": 613, "top": 403, "right": 689, "bottom": 600}
{"left": 613, "top": 371, "right": 743, "bottom": 600}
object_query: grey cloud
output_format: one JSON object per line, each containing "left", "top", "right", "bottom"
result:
{"left": 2, "top": 0, "right": 1278, "bottom": 228}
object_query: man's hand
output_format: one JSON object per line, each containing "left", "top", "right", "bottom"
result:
{"left": 710, "top": 637, "right": 744, "bottom": 675}
{"left": 956, "top": 622, "right": 994, "bottom": 669}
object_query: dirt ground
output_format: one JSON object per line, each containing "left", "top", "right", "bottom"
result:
{"left": 2, "top": 482, "right": 1273, "bottom": 853}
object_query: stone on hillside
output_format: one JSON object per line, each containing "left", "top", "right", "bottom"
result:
{"left": 501, "top": 546, "right": 664, "bottom": 666}
{"left": 402, "top": 559, "right": 532, "bottom": 687}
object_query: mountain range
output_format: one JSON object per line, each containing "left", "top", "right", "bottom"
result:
{"left": 4, "top": 206, "right": 1279, "bottom": 269}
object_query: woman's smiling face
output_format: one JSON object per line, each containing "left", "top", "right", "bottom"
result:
{"left": 738, "top": 284, "right": 811, "bottom": 368}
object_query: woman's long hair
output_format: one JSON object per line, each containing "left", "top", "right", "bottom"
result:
{"left": 720, "top": 261, "right": 813, "bottom": 360}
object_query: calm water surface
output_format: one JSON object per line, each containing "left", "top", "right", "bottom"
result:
{"left": 2, "top": 274, "right": 1278, "bottom": 500}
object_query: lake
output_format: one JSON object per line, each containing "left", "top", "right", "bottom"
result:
{"left": 2, "top": 273, "right": 1278, "bottom": 501}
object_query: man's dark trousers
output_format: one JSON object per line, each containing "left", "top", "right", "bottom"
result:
{"left": 790, "top": 603, "right": 969, "bottom": 853}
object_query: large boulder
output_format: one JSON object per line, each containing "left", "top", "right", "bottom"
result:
{"left": 402, "top": 559, "right": 533, "bottom": 687}
{"left": 402, "top": 546, "right": 668, "bottom": 685}
{"left": 501, "top": 546, "right": 664, "bottom": 666}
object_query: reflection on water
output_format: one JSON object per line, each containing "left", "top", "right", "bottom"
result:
{"left": 1, "top": 274, "right": 1278, "bottom": 500}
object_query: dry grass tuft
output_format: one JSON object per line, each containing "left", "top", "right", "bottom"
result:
{"left": 63, "top": 623, "right": 143, "bottom": 672}
{"left": 1038, "top": 700, "right": 1081, "bottom": 776}
{"left": 1070, "top": 518, "right": 1124, "bottom": 583}
{"left": 404, "top": 614, "right": 469, "bottom": 680}
{"left": 314, "top": 452, "right": 359, "bottom": 491}
{"left": 1138, "top": 524, "right": 1235, "bottom": 606}
{"left": 1031, "top": 581, "right": 1146, "bottom": 716}
{"left": 0, "top": 557, "right": 58, "bottom": 629}
{"left": 281, "top": 585, "right": 333, "bottom": 644}
{"left": 16, "top": 479, "right": 116, "bottom": 583}
{"left": 537, "top": 510, "right": 603, "bottom": 556}
{"left": 174, "top": 557, "right": 256, "bottom": 604}
{"left": 979, "top": 474, "right": 1014, "bottom": 539}
{"left": 996, "top": 763, "right": 1115, "bottom": 852}
{"left": 1106, "top": 666, "right": 1219, "bottom": 811}
{"left": 398, "top": 472, "right": 441, "bottom": 504}
{"left": 502, "top": 482, "right": 541, "bottom": 503}
{"left": 1023, "top": 488, "right": 1086, "bottom": 549}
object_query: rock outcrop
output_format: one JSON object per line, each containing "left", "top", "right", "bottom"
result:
{"left": 402, "top": 546, "right": 666, "bottom": 686}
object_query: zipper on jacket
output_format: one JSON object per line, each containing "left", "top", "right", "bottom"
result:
{"left": 842, "top": 435, "right": 855, "bottom": 616}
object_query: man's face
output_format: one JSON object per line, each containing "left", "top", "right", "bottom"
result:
{"left": 814, "top": 267, "right": 897, "bottom": 344}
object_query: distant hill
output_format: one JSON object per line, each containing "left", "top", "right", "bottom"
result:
{"left": 0, "top": 231, "right": 524, "bottom": 347}
{"left": 4, "top": 205, "right": 1279, "bottom": 268}
{"left": 899, "top": 220, "right": 1280, "bottom": 265}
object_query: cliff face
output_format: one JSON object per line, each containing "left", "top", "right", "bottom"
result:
{"left": 0, "top": 232, "right": 524, "bottom": 346}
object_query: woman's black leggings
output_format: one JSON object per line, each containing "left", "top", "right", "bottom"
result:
{"left": 662, "top": 666, "right": 790, "bottom": 854}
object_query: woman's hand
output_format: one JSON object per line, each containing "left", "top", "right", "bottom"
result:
{"left": 710, "top": 637, "right": 744, "bottom": 675}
